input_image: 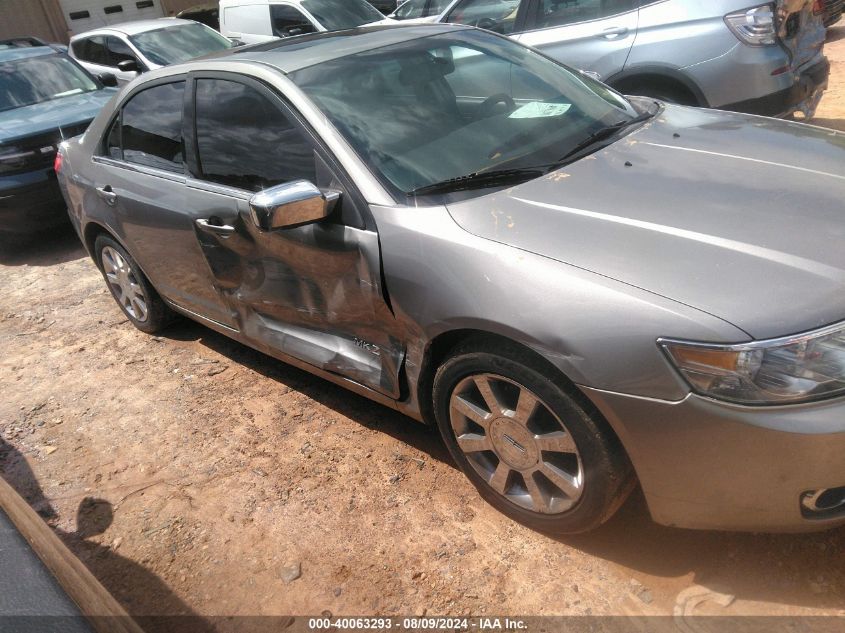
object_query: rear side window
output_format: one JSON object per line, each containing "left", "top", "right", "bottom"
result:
{"left": 72, "top": 36, "right": 108, "bottom": 65}
{"left": 270, "top": 5, "right": 317, "bottom": 36}
{"left": 535, "top": 0, "right": 637, "bottom": 29}
{"left": 194, "top": 78, "right": 316, "bottom": 191}
{"left": 118, "top": 82, "right": 185, "bottom": 172}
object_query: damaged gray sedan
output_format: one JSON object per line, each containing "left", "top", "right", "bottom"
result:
{"left": 57, "top": 25, "right": 845, "bottom": 533}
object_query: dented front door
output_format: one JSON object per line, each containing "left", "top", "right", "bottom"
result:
{"left": 184, "top": 73, "right": 404, "bottom": 398}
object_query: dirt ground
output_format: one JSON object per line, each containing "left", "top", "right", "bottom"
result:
{"left": 2, "top": 27, "right": 845, "bottom": 626}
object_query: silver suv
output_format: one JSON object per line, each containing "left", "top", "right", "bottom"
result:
{"left": 392, "top": 0, "right": 829, "bottom": 117}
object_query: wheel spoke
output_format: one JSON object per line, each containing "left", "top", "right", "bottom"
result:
{"left": 513, "top": 389, "right": 538, "bottom": 425}
{"left": 474, "top": 375, "right": 503, "bottom": 415}
{"left": 488, "top": 461, "right": 511, "bottom": 494}
{"left": 524, "top": 473, "right": 550, "bottom": 513}
{"left": 451, "top": 395, "right": 491, "bottom": 427}
{"left": 535, "top": 431, "right": 577, "bottom": 454}
{"left": 456, "top": 433, "right": 491, "bottom": 453}
{"left": 537, "top": 462, "right": 580, "bottom": 498}
{"left": 131, "top": 296, "right": 148, "bottom": 321}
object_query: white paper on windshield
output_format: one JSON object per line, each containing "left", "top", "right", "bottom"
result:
{"left": 509, "top": 102, "right": 572, "bottom": 119}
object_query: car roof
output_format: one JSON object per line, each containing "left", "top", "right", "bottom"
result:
{"left": 70, "top": 18, "right": 194, "bottom": 39}
{"left": 207, "top": 24, "right": 471, "bottom": 74}
{"left": 0, "top": 45, "right": 57, "bottom": 63}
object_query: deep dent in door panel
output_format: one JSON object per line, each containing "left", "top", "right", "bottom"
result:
{"left": 195, "top": 210, "right": 405, "bottom": 398}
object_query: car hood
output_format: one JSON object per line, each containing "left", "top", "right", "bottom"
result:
{"left": 446, "top": 105, "right": 845, "bottom": 340}
{"left": 0, "top": 89, "right": 116, "bottom": 144}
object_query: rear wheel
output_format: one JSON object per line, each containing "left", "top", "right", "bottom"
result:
{"left": 94, "top": 234, "right": 171, "bottom": 334}
{"left": 433, "top": 340, "right": 634, "bottom": 534}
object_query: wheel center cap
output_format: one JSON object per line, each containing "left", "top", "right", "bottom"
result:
{"left": 489, "top": 417, "right": 538, "bottom": 470}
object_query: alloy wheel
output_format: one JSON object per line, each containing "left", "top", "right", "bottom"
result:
{"left": 101, "top": 246, "right": 148, "bottom": 322}
{"left": 449, "top": 373, "right": 583, "bottom": 514}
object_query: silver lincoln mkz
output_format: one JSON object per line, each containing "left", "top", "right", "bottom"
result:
{"left": 57, "top": 25, "right": 845, "bottom": 533}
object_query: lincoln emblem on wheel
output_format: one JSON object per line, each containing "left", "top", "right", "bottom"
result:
{"left": 56, "top": 24, "right": 845, "bottom": 533}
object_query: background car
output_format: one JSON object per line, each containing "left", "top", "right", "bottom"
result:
{"left": 0, "top": 41, "right": 116, "bottom": 237}
{"left": 368, "top": 0, "right": 403, "bottom": 14}
{"left": 56, "top": 25, "right": 845, "bottom": 534}
{"left": 69, "top": 18, "right": 233, "bottom": 85}
{"left": 219, "top": 0, "right": 395, "bottom": 44}
{"left": 393, "top": 0, "right": 829, "bottom": 119}
{"left": 176, "top": 3, "right": 221, "bottom": 31}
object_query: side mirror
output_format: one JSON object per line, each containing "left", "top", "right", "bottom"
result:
{"left": 117, "top": 59, "right": 140, "bottom": 74}
{"left": 98, "top": 72, "right": 118, "bottom": 87}
{"left": 249, "top": 180, "right": 340, "bottom": 230}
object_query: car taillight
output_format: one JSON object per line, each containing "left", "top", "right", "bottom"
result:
{"left": 724, "top": 3, "right": 777, "bottom": 46}
{"left": 54, "top": 150, "right": 63, "bottom": 173}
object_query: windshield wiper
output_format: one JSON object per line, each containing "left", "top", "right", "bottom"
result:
{"left": 558, "top": 110, "right": 655, "bottom": 163}
{"left": 408, "top": 167, "right": 546, "bottom": 197}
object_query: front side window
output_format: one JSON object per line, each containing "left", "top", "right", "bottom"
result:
{"left": 194, "top": 79, "right": 315, "bottom": 191}
{"left": 130, "top": 23, "right": 232, "bottom": 66}
{"left": 290, "top": 29, "right": 637, "bottom": 196}
{"left": 535, "top": 0, "right": 637, "bottom": 29}
{"left": 105, "top": 36, "right": 138, "bottom": 66}
{"left": 446, "top": 0, "right": 521, "bottom": 34}
{"left": 72, "top": 36, "right": 109, "bottom": 65}
{"left": 300, "top": 0, "right": 384, "bottom": 30}
{"left": 120, "top": 82, "right": 185, "bottom": 172}
{"left": 270, "top": 5, "right": 317, "bottom": 36}
{"left": 394, "top": 0, "right": 427, "bottom": 19}
{"left": 427, "top": 0, "right": 453, "bottom": 16}
{"left": 0, "top": 54, "right": 99, "bottom": 112}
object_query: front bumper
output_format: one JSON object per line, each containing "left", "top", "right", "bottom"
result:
{"left": 0, "top": 167, "right": 68, "bottom": 235}
{"left": 721, "top": 57, "right": 830, "bottom": 118}
{"left": 584, "top": 386, "right": 845, "bottom": 532}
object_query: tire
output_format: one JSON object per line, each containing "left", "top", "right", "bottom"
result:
{"left": 94, "top": 234, "right": 171, "bottom": 334}
{"left": 433, "top": 339, "right": 634, "bottom": 535}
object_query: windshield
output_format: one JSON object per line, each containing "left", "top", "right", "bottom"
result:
{"left": 0, "top": 53, "right": 99, "bottom": 113}
{"left": 130, "top": 22, "right": 232, "bottom": 66}
{"left": 290, "top": 30, "right": 639, "bottom": 196}
{"left": 301, "top": 0, "right": 385, "bottom": 30}
{"left": 394, "top": 0, "right": 427, "bottom": 19}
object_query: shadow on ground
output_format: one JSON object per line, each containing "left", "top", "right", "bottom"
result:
{"left": 0, "top": 225, "right": 85, "bottom": 267}
{"left": 0, "top": 439, "right": 214, "bottom": 632}
{"left": 159, "top": 320, "right": 845, "bottom": 613}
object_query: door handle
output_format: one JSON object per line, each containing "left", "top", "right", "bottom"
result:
{"left": 96, "top": 185, "right": 117, "bottom": 206}
{"left": 599, "top": 26, "right": 629, "bottom": 39}
{"left": 196, "top": 218, "right": 236, "bottom": 236}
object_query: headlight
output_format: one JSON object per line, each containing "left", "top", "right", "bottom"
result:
{"left": 725, "top": 4, "right": 777, "bottom": 46}
{"left": 660, "top": 322, "right": 845, "bottom": 405}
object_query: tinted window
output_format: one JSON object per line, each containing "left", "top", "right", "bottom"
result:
{"left": 446, "top": 0, "right": 521, "bottom": 34}
{"left": 428, "top": 0, "right": 452, "bottom": 15}
{"left": 106, "top": 115, "right": 121, "bottom": 159}
{"left": 73, "top": 36, "right": 108, "bottom": 65}
{"left": 536, "top": 0, "right": 636, "bottom": 29}
{"left": 121, "top": 82, "right": 185, "bottom": 172}
{"left": 270, "top": 5, "right": 317, "bottom": 36}
{"left": 106, "top": 36, "right": 137, "bottom": 66}
{"left": 195, "top": 79, "right": 315, "bottom": 191}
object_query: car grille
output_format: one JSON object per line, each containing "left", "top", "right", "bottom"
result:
{"left": 825, "top": 0, "right": 844, "bottom": 27}
{"left": 0, "top": 121, "right": 91, "bottom": 176}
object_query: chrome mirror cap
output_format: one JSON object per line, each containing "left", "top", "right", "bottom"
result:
{"left": 249, "top": 180, "right": 340, "bottom": 230}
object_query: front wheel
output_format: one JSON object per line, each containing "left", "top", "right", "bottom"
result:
{"left": 433, "top": 342, "right": 634, "bottom": 534}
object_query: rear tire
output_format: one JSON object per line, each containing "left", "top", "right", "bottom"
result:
{"left": 432, "top": 339, "right": 634, "bottom": 535}
{"left": 94, "top": 234, "right": 171, "bottom": 334}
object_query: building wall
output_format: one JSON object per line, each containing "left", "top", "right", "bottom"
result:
{"left": 0, "top": 0, "right": 70, "bottom": 43}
